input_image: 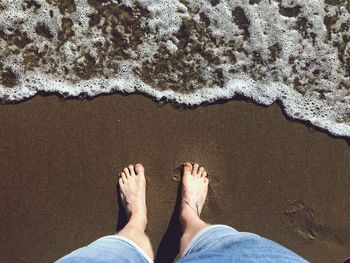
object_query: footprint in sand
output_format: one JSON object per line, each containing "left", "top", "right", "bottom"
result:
{"left": 285, "top": 200, "right": 345, "bottom": 245}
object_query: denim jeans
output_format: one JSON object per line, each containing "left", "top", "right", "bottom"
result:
{"left": 56, "top": 224, "right": 308, "bottom": 263}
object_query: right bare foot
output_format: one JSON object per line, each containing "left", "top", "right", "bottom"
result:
{"left": 181, "top": 163, "right": 209, "bottom": 218}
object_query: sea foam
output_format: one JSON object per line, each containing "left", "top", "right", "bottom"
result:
{"left": 0, "top": 0, "right": 350, "bottom": 136}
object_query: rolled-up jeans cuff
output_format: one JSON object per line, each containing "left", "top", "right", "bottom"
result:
{"left": 91, "top": 235, "right": 154, "bottom": 263}
{"left": 182, "top": 224, "right": 239, "bottom": 256}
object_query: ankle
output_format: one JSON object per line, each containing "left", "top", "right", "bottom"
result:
{"left": 128, "top": 213, "right": 148, "bottom": 231}
{"left": 180, "top": 207, "right": 198, "bottom": 230}
{"left": 180, "top": 202, "right": 198, "bottom": 220}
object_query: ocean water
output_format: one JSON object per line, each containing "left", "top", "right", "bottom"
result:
{"left": 0, "top": 0, "right": 350, "bottom": 136}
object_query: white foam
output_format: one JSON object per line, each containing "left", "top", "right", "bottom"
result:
{"left": 1, "top": 0, "right": 350, "bottom": 137}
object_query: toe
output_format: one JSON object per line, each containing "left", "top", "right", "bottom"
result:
{"left": 135, "top": 163, "right": 144, "bottom": 175}
{"left": 204, "top": 177, "right": 209, "bottom": 184}
{"left": 202, "top": 171, "right": 208, "bottom": 178}
{"left": 129, "top": 164, "right": 136, "bottom": 176}
{"left": 123, "top": 167, "right": 130, "bottom": 177}
{"left": 192, "top": 163, "right": 199, "bottom": 175}
{"left": 121, "top": 172, "right": 127, "bottom": 183}
{"left": 198, "top": 166, "right": 205, "bottom": 177}
{"left": 118, "top": 177, "right": 124, "bottom": 185}
{"left": 183, "top": 163, "right": 192, "bottom": 175}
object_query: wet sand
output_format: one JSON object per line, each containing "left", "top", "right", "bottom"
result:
{"left": 0, "top": 94, "right": 349, "bottom": 263}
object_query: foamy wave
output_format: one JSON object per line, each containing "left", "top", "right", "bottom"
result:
{"left": 0, "top": 0, "right": 350, "bottom": 137}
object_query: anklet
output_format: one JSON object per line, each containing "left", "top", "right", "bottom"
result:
{"left": 183, "top": 200, "right": 200, "bottom": 216}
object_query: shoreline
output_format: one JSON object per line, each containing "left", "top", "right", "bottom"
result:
{"left": 2, "top": 91, "right": 350, "bottom": 145}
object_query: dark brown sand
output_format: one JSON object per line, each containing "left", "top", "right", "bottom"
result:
{"left": 0, "top": 94, "right": 350, "bottom": 263}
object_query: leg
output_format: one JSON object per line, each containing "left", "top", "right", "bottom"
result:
{"left": 117, "top": 163, "right": 154, "bottom": 260}
{"left": 179, "top": 163, "right": 210, "bottom": 255}
{"left": 177, "top": 164, "right": 307, "bottom": 263}
{"left": 55, "top": 163, "right": 153, "bottom": 263}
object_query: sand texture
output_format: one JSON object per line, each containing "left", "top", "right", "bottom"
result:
{"left": 0, "top": 94, "right": 350, "bottom": 263}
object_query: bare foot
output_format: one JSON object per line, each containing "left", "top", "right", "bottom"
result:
{"left": 181, "top": 163, "right": 209, "bottom": 217}
{"left": 119, "top": 163, "right": 147, "bottom": 229}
